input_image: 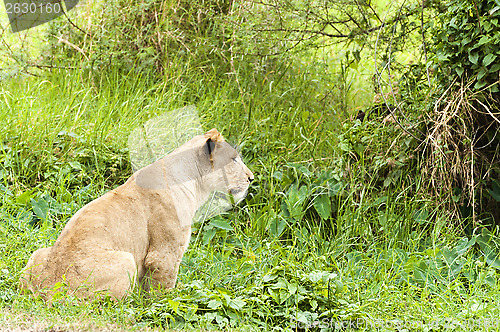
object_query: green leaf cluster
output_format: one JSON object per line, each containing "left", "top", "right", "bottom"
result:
{"left": 45, "top": 0, "right": 239, "bottom": 75}
{"left": 266, "top": 164, "right": 343, "bottom": 238}
{"left": 432, "top": 0, "right": 500, "bottom": 91}
{"left": 126, "top": 257, "right": 341, "bottom": 329}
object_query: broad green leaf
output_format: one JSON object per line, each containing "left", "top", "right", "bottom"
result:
{"left": 316, "top": 170, "right": 333, "bottom": 184}
{"left": 442, "top": 247, "right": 457, "bottom": 266}
{"left": 287, "top": 282, "right": 298, "bottom": 295}
{"left": 263, "top": 273, "right": 278, "bottom": 282}
{"left": 493, "top": 179, "right": 500, "bottom": 194}
{"left": 286, "top": 183, "right": 308, "bottom": 218}
{"left": 287, "top": 163, "right": 312, "bottom": 177}
{"left": 298, "top": 185, "right": 308, "bottom": 201}
{"left": 215, "top": 314, "right": 228, "bottom": 326}
{"left": 450, "top": 259, "right": 465, "bottom": 277}
{"left": 31, "top": 198, "right": 49, "bottom": 220}
{"left": 484, "top": 54, "right": 497, "bottom": 67}
{"left": 218, "top": 291, "right": 231, "bottom": 304}
{"left": 280, "top": 199, "right": 290, "bottom": 218}
{"left": 414, "top": 267, "right": 427, "bottom": 285}
{"left": 272, "top": 170, "right": 283, "bottom": 180}
{"left": 469, "top": 52, "right": 479, "bottom": 65}
{"left": 477, "top": 67, "right": 488, "bottom": 80}
{"left": 373, "top": 196, "right": 387, "bottom": 206}
{"left": 309, "top": 299, "right": 318, "bottom": 311}
{"left": 267, "top": 288, "right": 280, "bottom": 303}
{"left": 453, "top": 236, "right": 475, "bottom": 256}
{"left": 436, "top": 52, "right": 450, "bottom": 61}
{"left": 477, "top": 228, "right": 500, "bottom": 269}
{"left": 202, "top": 228, "right": 216, "bottom": 245}
{"left": 328, "top": 181, "right": 342, "bottom": 196}
{"left": 312, "top": 194, "right": 331, "bottom": 220}
{"left": 272, "top": 278, "right": 288, "bottom": 289}
{"left": 69, "top": 161, "right": 83, "bottom": 170}
{"left": 287, "top": 183, "right": 308, "bottom": 204}
{"left": 478, "top": 35, "right": 492, "bottom": 46}
{"left": 383, "top": 176, "right": 392, "bottom": 187}
{"left": 474, "top": 80, "right": 488, "bottom": 90}
{"left": 378, "top": 213, "right": 387, "bottom": 228}
{"left": 425, "top": 247, "right": 440, "bottom": 257}
{"left": 16, "top": 190, "right": 33, "bottom": 205}
{"left": 486, "top": 275, "right": 496, "bottom": 288}
{"left": 168, "top": 300, "right": 181, "bottom": 314}
{"left": 487, "top": 179, "right": 500, "bottom": 202}
{"left": 334, "top": 279, "right": 344, "bottom": 294}
{"left": 484, "top": 248, "right": 500, "bottom": 269}
{"left": 413, "top": 208, "right": 429, "bottom": 225}
{"left": 207, "top": 299, "right": 222, "bottom": 309}
{"left": 228, "top": 298, "right": 246, "bottom": 311}
{"left": 294, "top": 311, "right": 308, "bottom": 324}
{"left": 339, "top": 141, "right": 351, "bottom": 152}
{"left": 490, "top": 63, "right": 500, "bottom": 72}
{"left": 210, "top": 219, "right": 233, "bottom": 231}
{"left": 269, "top": 216, "right": 286, "bottom": 237}
{"left": 278, "top": 289, "right": 290, "bottom": 304}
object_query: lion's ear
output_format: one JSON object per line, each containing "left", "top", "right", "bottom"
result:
{"left": 206, "top": 138, "right": 216, "bottom": 159}
{"left": 204, "top": 129, "right": 224, "bottom": 162}
{"left": 204, "top": 128, "right": 224, "bottom": 142}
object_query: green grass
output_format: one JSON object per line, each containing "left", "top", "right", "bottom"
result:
{"left": 1, "top": 54, "right": 500, "bottom": 331}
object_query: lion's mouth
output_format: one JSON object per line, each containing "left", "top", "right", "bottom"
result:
{"left": 229, "top": 188, "right": 248, "bottom": 204}
{"left": 230, "top": 189, "right": 241, "bottom": 195}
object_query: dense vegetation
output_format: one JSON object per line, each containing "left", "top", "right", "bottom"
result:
{"left": 1, "top": 0, "right": 500, "bottom": 330}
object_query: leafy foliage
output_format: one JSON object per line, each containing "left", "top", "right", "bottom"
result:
{"left": 45, "top": 0, "right": 237, "bottom": 74}
{"left": 432, "top": 0, "right": 500, "bottom": 91}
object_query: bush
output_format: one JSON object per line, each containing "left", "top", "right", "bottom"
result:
{"left": 423, "top": 0, "right": 500, "bottom": 223}
{"left": 432, "top": 0, "right": 500, "bottom": 92}
{"left": 45, "top": 0, "right": 237, "bottom": 74}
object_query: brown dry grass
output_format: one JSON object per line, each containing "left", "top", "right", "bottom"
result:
{"left": 421, "top": 79, "right": 500, "bottom": 224}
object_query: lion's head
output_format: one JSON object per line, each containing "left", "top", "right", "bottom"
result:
{"left": 134, "top": 128, "right": 253, "bottom": 226}
{"left": 200, "top": 128, "right": 254, "bottom": 204}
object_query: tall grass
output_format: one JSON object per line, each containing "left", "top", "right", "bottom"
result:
{"left": 0, "top": 50, "right": 500, "bottom": 330}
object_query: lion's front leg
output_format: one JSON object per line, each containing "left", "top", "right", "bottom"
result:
{"left": 142, "top": 248, "right": 185, "bottom": 291}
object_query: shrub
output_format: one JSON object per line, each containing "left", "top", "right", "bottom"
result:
{"left": 432, "top": 0, "right": 500, "bottom": 92}
{"left": 45, "top": 0, "right": 237, "bottom": 74}
{"left": 424, "top": 0, "right": 500, "bottom": 223}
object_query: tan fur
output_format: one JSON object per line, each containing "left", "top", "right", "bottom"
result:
{"left": 19, "top": 129, "right": 253, "bottom": 300}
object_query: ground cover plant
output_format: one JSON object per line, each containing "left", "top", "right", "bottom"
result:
{"left": 2, "top": 0, "right": 500, "bottom": 330}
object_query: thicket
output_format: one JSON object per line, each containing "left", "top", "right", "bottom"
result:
{"left": 427, "top": 0, "right": 500, "bottom": 223}
{"left": 4, "top": 0, "right": 500, "bottom": 230}
{"left": 45, "top": 0, "right": 246, "bottom": 75}
{"left": 41, "top": 0, "right": 432, "bottom": 75}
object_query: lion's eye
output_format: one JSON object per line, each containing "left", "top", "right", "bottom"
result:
{"left": 232, "top": 157, "right": 238, "bottom": 163}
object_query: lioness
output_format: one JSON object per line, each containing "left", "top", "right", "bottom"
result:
{"left": 20, "top": 128, "right": 253, "bottom": 299}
